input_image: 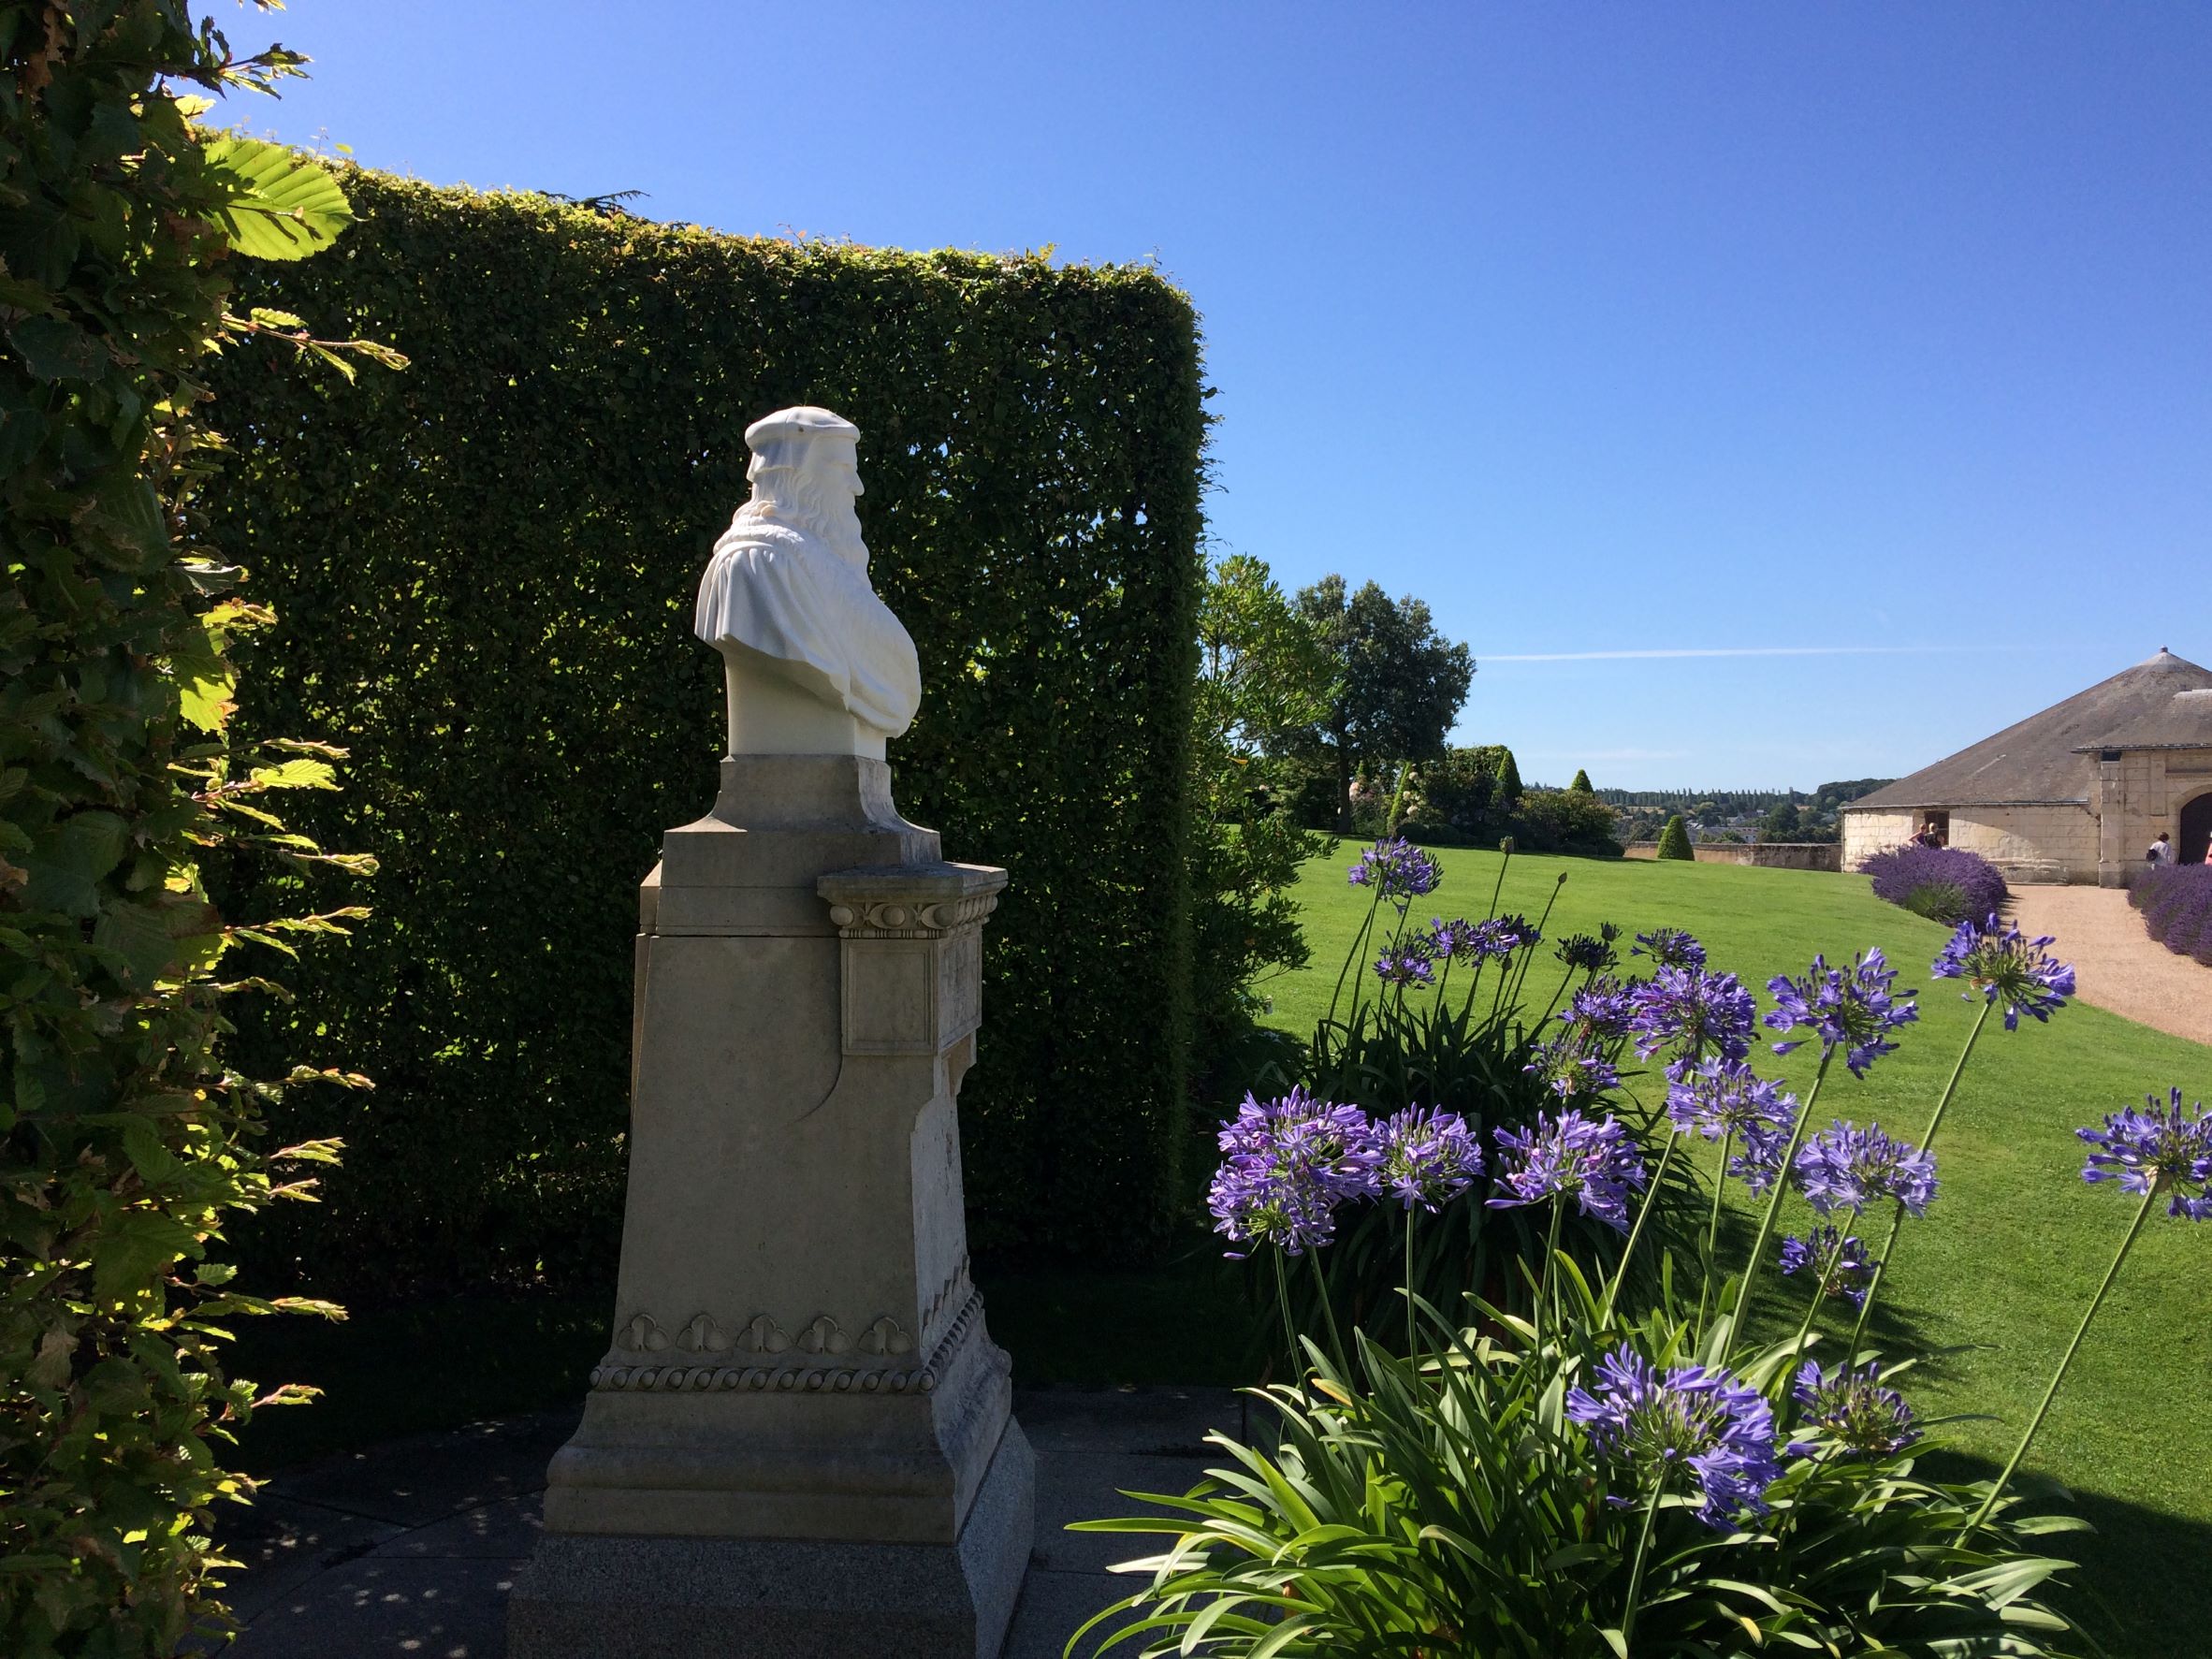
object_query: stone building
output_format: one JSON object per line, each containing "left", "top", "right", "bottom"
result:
{"left": 1841, "top": 648, "right": 2212, "bottom": 885}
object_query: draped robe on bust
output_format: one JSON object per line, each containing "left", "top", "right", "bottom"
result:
{"left": 693, "top": 516, "right": 922, "bottom": 740}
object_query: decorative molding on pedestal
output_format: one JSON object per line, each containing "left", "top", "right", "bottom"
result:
{"left": 588, "top": 1288, "right": 990, "bottom": 1397}
{"left": 818, "top": 863, "right": 1007, "bottom": 1057}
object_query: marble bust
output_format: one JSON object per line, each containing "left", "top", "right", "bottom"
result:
{"left": 694, "top": 406, "right": 922, "bottom": 760}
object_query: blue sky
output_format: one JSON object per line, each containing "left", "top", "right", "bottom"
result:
{"left": 237, "top": 3, "right": 2210, "bottom": 790}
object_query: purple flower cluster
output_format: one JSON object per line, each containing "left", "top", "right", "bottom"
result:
{"left": 1789, "top": 1361, "right": 1919, "bottom": 1459}
{"left": 1631, "top": 966, "right": 1758, "bottom": 1062}
{"left": 1562, "top": 977, "right": 1641, "bottom": 1041}
{"left": 1779, "top": 1226, "right": 1874, "bottom": 1307}
{"left": 1523, "top": 1032, "right": 1623, "bottom": 1102}
{"left": 1859, "top": 843, "right": 2010, "bottom": 926}
{"left": 1567, "top": 1345, "right": 1782, "bottom": 1529}
{"left": 1488, "top": 1110, "right": 1647, "bottom": 1231}
{"left": 1764, "top": 949, "right": 1919, "bottom": 1078}
{"left": 1632, "top": 926, "right": 1708, "bottom": 969}
{"left": 1794, "top": 1120, "right": 1939, "bottom": 1218}
{"left": 2078, "top": 1087, "right": 2212, "bottom": 1220}
{"left": 2132, "top": 863, "right": 2212, "bottom": 966}
{"left": 1347, "top": 837, "right": 1441, "bottom": 907}
{"left": 1373, "top": 1106, "right": 1484, "bottom": 1212}
{"left": 1553, "top": 924, "right": 1622, "bottom": 973}
{"left": 1208, "top": 1089, "right": 1380, "bottom": 1258}
{"left": 1664, "top": 1056, "right": 1797, "bottom": 1147}
{"left": 1373, "top": 943, "right": 1436, "bottom": 988}
{"left": 1930, "top": 914, "right": 2075, "bottom": 1030}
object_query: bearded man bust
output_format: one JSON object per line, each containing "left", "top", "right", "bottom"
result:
{"left": 694, "top": 405, "right": 923, "bottom": 761}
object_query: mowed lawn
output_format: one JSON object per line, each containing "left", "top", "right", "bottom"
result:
{"left": 1261, "top": 846, "right": 2212, "bottom": 1659}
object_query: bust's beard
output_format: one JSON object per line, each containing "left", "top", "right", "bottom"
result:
{"left": 738, "top": 469, "right": 869, "bottom": 572}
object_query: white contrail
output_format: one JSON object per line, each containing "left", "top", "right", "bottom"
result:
{"left": 1479, "top": 645, "right": 2006, "bottom": 662}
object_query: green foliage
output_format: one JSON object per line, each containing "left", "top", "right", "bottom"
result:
{"left": 1075, "top": 1302, "right": 2086, "bottom": 1657}
{"left": 1513, "top": 785, "right": 1622, "bottom": 857}
{"left": 1760, "top": 798, "right": 1803, "bottom": 839}
{"left": 1903, "top": 879, "right": 1972, "bottom": 924}
{"left": 1189, "top": 554, "right": 1337, "bottom": 1066}
{"left": 1286, "top": 576, "right": 1474, "bottom": 832}
{"left": 0, "top": 10, "right": 380, "bottom": 1653}
{"left": 1568, "top": 765, "right": 1593, "bottom": 793}
{"left": 1404, "top": 744, "right": 1519, "bottom": 844}
{"left": 1655, "top": 814, "right": 1695, "bottom": 860}
{"left": 201, "top": 174, "right": 1208, "bottom": 1285}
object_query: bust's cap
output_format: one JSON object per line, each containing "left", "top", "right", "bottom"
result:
{"left": 745, "top": 405, "right": 860, "bottom": 451}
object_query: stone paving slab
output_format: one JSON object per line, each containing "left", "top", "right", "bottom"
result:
{"left": 212, "top": 1386, "right": 1239, "bottom": 1657}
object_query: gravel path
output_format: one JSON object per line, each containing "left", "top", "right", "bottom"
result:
{"left": 2008, "top": 884, "right": 2212, "bottom": 1049}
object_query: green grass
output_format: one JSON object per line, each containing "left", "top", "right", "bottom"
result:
{"left": 1261, "top": 845, "right": 2212, "bottom": 1658}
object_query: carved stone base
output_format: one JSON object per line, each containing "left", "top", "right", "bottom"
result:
{"left": 508, "top": 1421, "right": 1035, "bottom": 1659}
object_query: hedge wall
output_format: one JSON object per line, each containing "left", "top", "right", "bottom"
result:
{"left": 203, "top": 175, "right": 1206, "bottom": 1296}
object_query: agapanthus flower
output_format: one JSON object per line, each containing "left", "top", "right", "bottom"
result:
{"left": 1489, "top": 913, "right": 1540, "bottom": 953}
{"left": 1567, "top": 1345, "right": 1782, "bottom": 1529}
{"left": 1554, "top": 925, "right": 1620, "bottom": 974}
{"left": 1372, "top": 1106, "right": 1483, "bottom": 1212}
{"left": 1487, "top": 1110, "right": 1646, "bottom": 1231}
{"left": 1632, "top": 966, "right": 1758, "bottom": 1062}
{"left": 1346, "top": 837, "right": 1440, "bottom": 906}
{"left": 1930, "top": 914, "right": 2075, "bottom": 1032}
{"left": 1788, "top": 1361, "right": 1919, "bottom": 1459}
{"left": 1209, "top": 1089, "right": 1380, "bottom": 1257}
{"left": 1560, "top": 976, "right": 1640, "bottom": 1041}
{"left": 1633, "top": 926, "right": 1708, "bottom": 969}
{"left": 1373, "top": 943, "right": 1436, "bottom": 988}
{"left": 1764, "top": 949, "right": 1919, "bottom": 1078}
{"left": 2078, "top": 1087, "right": 2212, "bottom": 1220}
{"left": 1428, "top": 917, "right": 1480, "bottom": 962}
{"left": 1779, "top": 1226, "right": 1873, "bottom": 1308}
{"left": 1523, "top": 1032, "right": 1623, "bottom": 1102}
{"left": 1729, "top": 1123, "right": 1793, "bottom": 1195}
{"left": 1665, "top": 1056, "right": 1797, "bottom": 1149}
{"left": 1794, "top": 1120, "right": 1938, "bottom": 1217}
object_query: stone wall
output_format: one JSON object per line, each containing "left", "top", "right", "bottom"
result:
{"left": 2094, "top": 746, "right": 2212, "bottom": 884}
{"left": 1841, "top": 810, "right": 1917, "bottom": 872}
{"left": 1842, "top": 803, "right": 2098, "bottom": 884}
{"left": 1622, "top": 842, "right": 1842, "bottom": 871}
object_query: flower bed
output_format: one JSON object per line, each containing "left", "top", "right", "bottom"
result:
{"left": 1065, "top": 841, "right": 2190, "bottom": 1657}
{"left": 1858, "top": 841, "right": 2009, "bottom": 925}
{"left": 2129, "top": 861, "right": 2212, "bottom": 965}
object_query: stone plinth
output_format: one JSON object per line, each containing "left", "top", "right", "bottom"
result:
{"left": 510, "top": 756, "right": 1031, "bottom": 1658}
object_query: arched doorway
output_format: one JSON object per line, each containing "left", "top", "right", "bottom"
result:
{"left": 2181, "top": 791, "right": 2212, "bottom": 865}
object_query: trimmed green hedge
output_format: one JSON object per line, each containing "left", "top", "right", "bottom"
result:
{"left": 205, "top": 176, "right": 1206, "bottom": 1293}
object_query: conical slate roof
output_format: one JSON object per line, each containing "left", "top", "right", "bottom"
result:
{"left": 1847, "top": 648, "right": 2212, "bottom": 811}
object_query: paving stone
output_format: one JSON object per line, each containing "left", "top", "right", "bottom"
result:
{"left": 1004, "top": 1566, "right": 1142, "bottom": 1659}
{"left": 370, "top": 1494, "right": 544, "bottom": 1561}
{"left": 226, "top": 1555, "right": 520, "bottom": 1659}
{"left": 1030, "top": 1451, "right": 1207, "bottom": 1576}
{"left": 268, "top": 1409, "right": 579, "bottom": 1529}
{"left": 1012, "top": 1386, "right": 1247, "bottom": 1458}
{"left": 211, "top": 1496, "right": 405, "bottom": 1628}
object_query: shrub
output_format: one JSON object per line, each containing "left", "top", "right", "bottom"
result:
{"left": 1405, "top": 745, "right": 1519, "bottom": 843}
{"left": 1, "top": 14, "right": 384, "bottom": 1651}
{"left": 2132, "top": 863, "right": 2212, "bottom": 963}
{"left": 1568, "top": 766, "right": 1594, "bottom": 793}
{"left": 1654, "top": 814, "right": 1694, "bottom": 860}
{"left": 202, "top": 177, "right": 1207, "bottom": 1289}
{"left": 1514, "top": 787, "right": 1623, "bottom": 857}
{"left": 1859, "top": 843, "right": 2008, "bottom": 925}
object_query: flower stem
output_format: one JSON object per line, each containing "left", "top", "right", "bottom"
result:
{"left": 1325, "top": 880, "right": 1389, "bottom": 1032}
{"left": 1273, "top": 1250, "right": 1300, "bottom": 1390}
{"left": 1694, "top": 1130, "right": 1732, "bottom": 1335}
{"left": 1601, "top": 1127, "right": 1680, "bottom": 1326}
{"left": 1404, "top": 1208, "right": 1419, "bottom": 1360}
{"left": 1307, "top": 1250, "right": 1347, "bottom": 1375}
{"left": 1965, "top": 1184, "right": 2158, "bottom": 1535}
{"left": 1725, "top": 1048, "right": 1835, "bottom": 1365}
{"left": 1535, "top": 1197, "right": 1565, "bottom": 1351}
{"left": 1847, "top": 999, "right": 1993, "bottom": 1354}
{"left": 1619, "top": 1480, "right": 1666, "bottom": 1652}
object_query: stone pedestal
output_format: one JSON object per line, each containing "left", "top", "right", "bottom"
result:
{"left": 509, "top": 755, "right": 1031, "bottom": 1658}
